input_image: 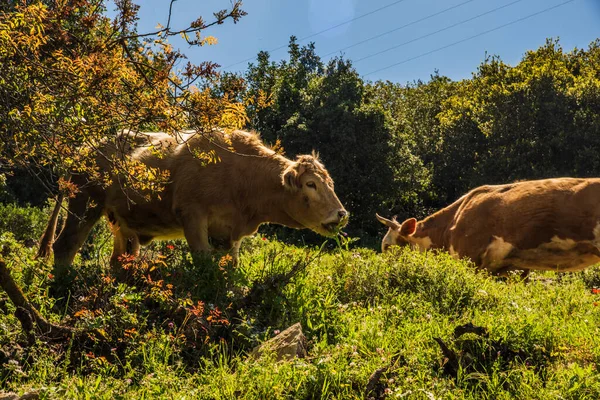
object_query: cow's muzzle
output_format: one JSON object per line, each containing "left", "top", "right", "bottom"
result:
{"left": 321, "top": 209, "right": 349, "bottom": 233}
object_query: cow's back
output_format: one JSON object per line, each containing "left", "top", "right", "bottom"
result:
{"left": 447, "top": 178, "right": 600, "bottom": 270}
{"left": 100, "top": 131, "right": 191, "bottom": 237}
{"left": 168, "top": 130, "right": 277, "bottom": 206}
{"left": 105, "top": 129, "right": 281, "bottom": 241}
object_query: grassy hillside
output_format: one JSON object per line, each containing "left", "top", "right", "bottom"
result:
{"left": 0, "top": 205, "right": 599, "bottom": 399}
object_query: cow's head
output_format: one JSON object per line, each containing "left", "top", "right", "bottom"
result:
{"left": 282, "top": 154, "right": 348, "bottom": 236}
{"left": 375, "top": 214, "right": 418, "bottom": 252}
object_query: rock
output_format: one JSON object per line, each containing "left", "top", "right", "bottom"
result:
{"left": 0, "top": 391, "right": 38, "bottom": 400}
{"left": 19, "top": 390, "right": 40, "bottom": 400}
{"left": 20, "top": 391, "right": 39, "bottom": 400}
{"left": 250, "top": 322, "right": 307, "bottom": 361}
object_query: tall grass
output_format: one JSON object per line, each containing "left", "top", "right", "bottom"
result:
{"left": 0, "top": 206, "right": 599, "bottom": 399}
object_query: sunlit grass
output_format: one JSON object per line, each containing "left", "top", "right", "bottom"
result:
{"left": 0, "top": 210, "right": 600, "bottom": 398}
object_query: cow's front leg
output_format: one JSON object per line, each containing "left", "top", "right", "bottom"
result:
{"left": 230, "top": 240, "right": 241, "bottom": 267}
{"left": 182, "top": 211, "right": 212, "bottom": 254}
{"left": 110, "top": 227, "right": 140, "bottom": 280}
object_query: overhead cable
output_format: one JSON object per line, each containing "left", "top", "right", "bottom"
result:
{"left": 355, "top": 0, "right": 525, "bottom": 64}
{"left": 363, "top": 0, "right": 576, "bottom": 77}
{"left": 323, "top": 0, "right": 477, "bottom": 58}
{"left": 223, "top": 0, "right": 413, "bottom": 69}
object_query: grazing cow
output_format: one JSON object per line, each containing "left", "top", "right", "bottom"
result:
{"left": 376, "top": 178, "right": 600, "bottom": 275}
{"left": 43, "top": 129, "right": 348, "bottom": 267}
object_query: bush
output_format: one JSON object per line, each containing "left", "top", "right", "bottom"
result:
{"left": 0, "top": 202, "right": 48, "bottom": 243}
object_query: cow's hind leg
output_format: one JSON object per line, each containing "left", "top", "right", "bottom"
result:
{"left": 36, "top": 192, "right": 64, "bottom": 259}
{"left": 52, "top": 188, "right": 104, "bottom": 291}
{"left": 53, "top": 196, "right": 103, "bottom": 267}
{"left": 181, "top": 211, "right": 212, "bottom": 254}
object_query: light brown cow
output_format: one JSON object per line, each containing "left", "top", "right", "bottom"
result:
{"left": 377, "top": 178, "right": 600, "bottom": 275}
{"left": 44, "top": 129, "right": 348, "bottom": 267}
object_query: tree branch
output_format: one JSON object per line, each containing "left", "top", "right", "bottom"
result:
{"left": 0, "top": 258, "right": 106, "bottom": 342}
{"left": 0, "top": 259, "right": 74, "bottom": 339}
{"left": 113, "top": 2, "right": 245, "bottom": 44}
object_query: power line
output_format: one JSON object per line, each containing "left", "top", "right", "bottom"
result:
{"left": 363, "top": 0, "right": 576, "bottom": 77}
{"left": 354, "top": 0, "right": 525, "bottom": 64}
{"left": 223, "top": 0, "right": 413, "bottom": 70}
{"left": 323, "top": 0, "right": 477, "bottom": 58}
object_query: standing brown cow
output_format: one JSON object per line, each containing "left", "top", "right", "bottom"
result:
{"left": 377, "top": 178, "right": 600, "bottom": 276}
{"left": 42, "top": 129, "right": 348, "bottom": 267}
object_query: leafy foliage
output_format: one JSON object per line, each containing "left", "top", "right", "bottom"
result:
{"left": 406, "top": 39, "right": 600, "bottom": 208}
{"left": 0, "top": 203, "right": 48, "bottom": 243}
{"left": 0, "top": 0, "right": 247, "bottom": 204}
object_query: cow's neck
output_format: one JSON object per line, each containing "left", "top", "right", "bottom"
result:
{"left": 414, "top": 205, "right": 457, "bottom": 251}
{"left": 236, "top": 155, "right": 305, "bottom": 231}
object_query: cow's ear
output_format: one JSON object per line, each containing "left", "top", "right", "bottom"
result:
{"left": 282, "top": 163, "right": 302, "bottom": 190}
{"left": 376, "top": 213, "right": 401, "bottom": 230}
{"left": 400, "top": 218, "right": 417, "bottom": 236}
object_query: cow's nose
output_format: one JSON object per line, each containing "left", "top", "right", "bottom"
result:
{"left": 338, "top": 210, "right": 348, "bottom": 219}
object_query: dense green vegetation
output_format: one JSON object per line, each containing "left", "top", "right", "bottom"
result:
{"left": 0, "top": 205, "right": 600, "bottom": 399}
{"left": 8, "top": 37, "right": 600, "bottom": 245}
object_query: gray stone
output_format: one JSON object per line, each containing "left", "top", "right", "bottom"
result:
{"left": 250, "top": 322, "right": 307, "bottom": 361}
{"left": 20, "top": 392, "right": 39, "bottom": 400}
{"left": 0, "top": 391, "right": 38, "bottom": 400}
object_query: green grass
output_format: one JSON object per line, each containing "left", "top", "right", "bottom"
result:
{"left": 0, "top": 208, "right": 600, "bottom": 399}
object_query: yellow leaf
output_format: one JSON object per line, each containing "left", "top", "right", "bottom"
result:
{"left": 201, "top": 36, "right": 218, "bottom": 46}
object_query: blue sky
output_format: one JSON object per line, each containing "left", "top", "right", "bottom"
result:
{"left": 125, "top": 0, "right": 599, "bottom": 84}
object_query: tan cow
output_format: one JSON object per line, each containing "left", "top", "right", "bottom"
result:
{"left": 377, "top": 178, "right": 600, "bottom": 275}
{"left": 43, "top": 129, "right": 348, "bottom": 267}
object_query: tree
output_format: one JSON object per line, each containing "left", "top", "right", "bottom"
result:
{"left": 0, "top": 0, "right": 247, "bottom": 206}
{"left": 366, "top": 74, "right": 455, "bottom": 214}
{"left": 245, "top": 42, "right": 406, "bottom": 240}
{"left": 437, "top": 39, "right": 600, "bottom": 195}
{"left": 370, "top": 39, "right": 600, "bottom": 213}
{"left": 241, "top": 37, "right": 600, "bottom": 243}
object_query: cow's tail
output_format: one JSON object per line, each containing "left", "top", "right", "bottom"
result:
{"left": 36, "top": 186, "right": 65, "bottom": 259}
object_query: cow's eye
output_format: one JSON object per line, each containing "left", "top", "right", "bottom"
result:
{"left": 306, "top": 181, "right": 317, "bottom": 189}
